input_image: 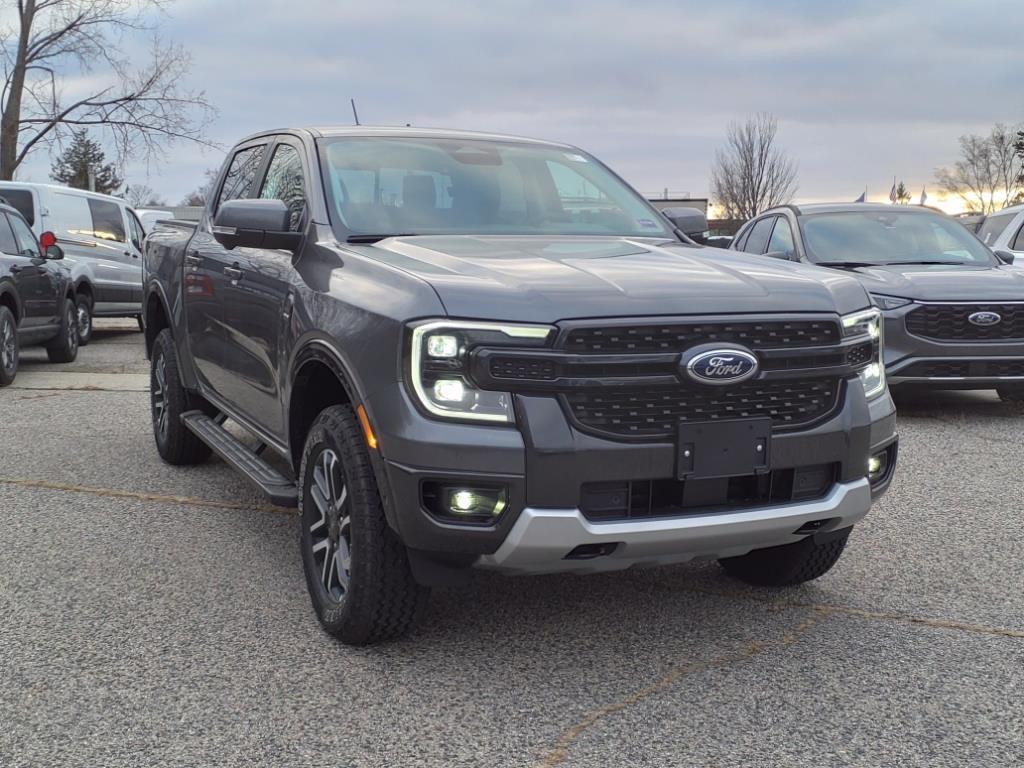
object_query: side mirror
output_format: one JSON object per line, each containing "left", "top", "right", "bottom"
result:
{"left": 994, "top": 249, "right": 1015, "bottom": 265}
{"left": 40, "top": 230, "right": 62, "bottom": 259}
{"left": 212, "top": 199, "right": 302, "bottom": 252}
{"left": 661, "top": 207, "right": 710, "bottom": 243}
{"left": 764, "top": 250, "right": 797, "bottom": 261}
{"left": 45, "top": 244, "right": 64, "bottom": 260}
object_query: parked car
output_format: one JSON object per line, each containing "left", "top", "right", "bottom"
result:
{"left": 0, "top": 200, "right": 79, "bottom": 386}
{"left": 135, "top": 208, "right": 173, "bottom": 234}
{"left": 144, "top": 127, "right": 897, "bottom": 644}
{"left": 0, "top": 182, "right": 147, "bottom": 345}
{"left": 975, "top": 203, "right": 1024, "bottom": 259}
{"left": 731, "top": 203, "right": 1024, "bottom": 401}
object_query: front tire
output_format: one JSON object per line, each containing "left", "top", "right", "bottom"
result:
{"left": 76, "top": 295, "right": 93, "bottom": 346}
{"left": 46, "top": 298, "right": 79, "bottom": 363}
{"left": 299, "top": 405, "right": 429, "bottom": 645}
{"left": 150, "top": 328, "right": 211, "bottom": 465}
{"left": 0, "top": 306, "right": 18, "bottom": 387}
{"left": 997, "top": 385, "right": 1024, "bottom": 403}
{"left": 719, "top": 528, "right": 852, "bottom": 587}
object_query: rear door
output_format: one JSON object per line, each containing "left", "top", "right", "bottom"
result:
{"left": 184, "top": 141, "right": 269, "bottom": 398}
{"left": 219, "top": 137, "right": 308, "bottom": 437}
{"left": 3, "top": 212, "right": 54, "bottom": 334}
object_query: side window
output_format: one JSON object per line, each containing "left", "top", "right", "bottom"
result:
{"left": 259, "top": 144, "right": 307, "bottom": 231}
{"left": 1011, "top": 222, "right": 1024, "bottom": 251}
{"left": 767, "top": 216, "right": 795, "bottom": 255}
{"left": 87, "top": 198, "right": 126, "bottom": 243}
{"left": 976, "top": 212, "right": 1014, "bottom": 245}
{"left": 0, "top": 215, "right": 19, "bottom": 255}
{"left": 0, "top": 188, "right": 35, "bottom": 226}
{"left": 49, "top": 193, "right": 94, "bottom": 240}
{"left": 216, "top": 145, "right": 267, "bottom": 212}
{"left": 732, "top": 224, "right": 751, "bottom": 251}
{"left": 127, "top": 210, "right": 145, "bottom": 250}
{"left": 744, "top": 216, "right": 776, "bottom": 254}
{"left": 8, "top": 214, "right": 40, "bottom": 258}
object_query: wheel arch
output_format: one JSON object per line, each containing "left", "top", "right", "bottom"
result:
{"left": 144, "top": 281, "right": 172, "bottom": 359}
{"left": 0, "top": 283, "right": 22, "bottom": 324}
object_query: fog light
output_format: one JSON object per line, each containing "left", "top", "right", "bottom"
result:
{"left": 867, "top": 451, "right": 889, "bottom": 482}
{"left": 427, "top": 334, "right": 459, "bottom": 358}
{"left": 445, "top": 487, "right": 507, "bottom": 518}
{"left": 432, "top": 379, "right": 465, "bottom": 403}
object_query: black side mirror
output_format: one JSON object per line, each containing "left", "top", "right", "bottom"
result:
{"left": 661, "top": 207, "right": 710, "bottom": 243}
{"left": 763, "top": 250, "right": 797, "bottom": 261}
{"left": 994, "top": 249, "right": 1015, "bottom": 265}
{"left": 45, "top": 244, "right": 65, "bottom": 260}
{"left": 212, "top": 199, "right": 302, "bottom": 252}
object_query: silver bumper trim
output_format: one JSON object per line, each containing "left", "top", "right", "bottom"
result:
{"left": 476, "top": 479, "right": 872, "bottom": 575}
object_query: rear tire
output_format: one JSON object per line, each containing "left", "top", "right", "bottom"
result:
{"left": 0, "top": 306, "right": 18, "bottom": 387}
{"left": 76, "top": 295, "right": 93, "bottom": 346}
{"left": 299, "top": 404, "right": 429, "bottom": 645}
{"left": 997, "top": 385, "right": 1024, "bottom": 403}
{"left": 150, "top": 328, "right": 211, "bottom": 465}
{"left": 46, "top": 298, "right": 79, "bottom": 363}
{"left": 719, "top": 528, "right": 852, "bottom": 587}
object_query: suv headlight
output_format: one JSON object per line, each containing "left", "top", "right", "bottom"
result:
{"left": 842, "top": 308, "right": 885, "bottom": 399}
{"left": 408, "top": 320, "right": 553, "bottom": 423}
{"left": 870, "top": 294, "right": 912, "bottom": 311}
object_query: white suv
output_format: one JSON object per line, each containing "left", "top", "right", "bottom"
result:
{"left": 976, "top": 203, "right": 1024, "bottom": 261}
{"left": 0, "top": 182, "right": 146, "bottom": 344}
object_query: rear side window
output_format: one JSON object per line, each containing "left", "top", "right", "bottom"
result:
{"left": 0, "top": 214, "right": 18, "bottom": 255}
{"left": 8, "top": 213, "right": 40, "bottom": 258}
{"left": 1012, "top": 223, "right": 1024, "bottom": 251}
{"left": 217, "top": 145, "right": 266, "bottom": 212}
{"left": 744, "top": 216, "right": 776, "bottom": 254}
{"left": 127, "top": 210, "right": 145, "bottom": 250}
{"left": 0, "top": 188, "right": 35, "bottom": 226}
{"left": 87, "top": 198, "right": 125, "bottom": 242}
{"left": 976, "top": 212, "right": 1015, "bottom": 245}
{"left": 259, "top": 144, "right": 307, "bottom": 231}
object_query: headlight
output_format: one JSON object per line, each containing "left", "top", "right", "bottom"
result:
{"left": 841, "top": 308, "right": 885, "bottom": 398}
{"left": 870, "top": 294, "right": 912, "bottom": 311}
{"left": 408, "top": 320, "right": 553, "bottom": 423}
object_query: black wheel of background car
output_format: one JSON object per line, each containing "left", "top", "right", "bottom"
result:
{"left": 45, "top": 298, "right": 79, "bottom": 363}
{"left": 150, "top": 328, "right": 212, "bottom": 465}
{"left": 299, "top": 405, "right": 429, "bottom": 645}
{"left": 718, "top": 527, "right": 851, "bottom": 587}
{"left": 136, "top": 315, "right": 144, "bottom": 333}
{"left": 996, "top": 385, "right": 1024, "bottom": 404}
{"left": 0, "top": 306, "right": 18, "bottom": 387}
{"left": 76, "top": 295, "right": 93, "bottom": 346}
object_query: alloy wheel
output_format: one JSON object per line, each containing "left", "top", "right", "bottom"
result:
{"left": 67, "top": 305, "right": 78, "bottom": 353}
{"left": 0, "top": 315, "right": 14, "bottom": 373}
{"left": 77, "top": 303, "right": 91, "bottom": 339}
{"left": 152, "top": 352, "right": 169, "bottom": 440}
{"left": 308, "top": 449, "right": 352, "bottom": 603}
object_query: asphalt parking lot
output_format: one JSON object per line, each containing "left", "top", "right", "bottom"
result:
{"left": 2, "top": 323, "right": 1023, "bottom": 767}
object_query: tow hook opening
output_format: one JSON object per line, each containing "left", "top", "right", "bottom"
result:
{"left": 564, "top": 542, "right": 621, "bottom": 560}
{"left": 794, "top": 517, "right": 839, "bottom": 535}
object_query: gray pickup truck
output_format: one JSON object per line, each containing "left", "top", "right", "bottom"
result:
{"left": 143, "top": 126, "right": 897, "bottom": 644}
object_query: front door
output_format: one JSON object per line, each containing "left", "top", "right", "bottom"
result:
{"left": 184, "top": 142, "right": 269, "bottom": 400}
{"left": 219, "top": 139, "right": 309, "bottom": 438}
{"left": 4, "top": 212, "right": 57, "bottom": 335}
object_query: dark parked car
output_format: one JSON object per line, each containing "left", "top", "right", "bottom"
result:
{"left": 732, "top": 203, "right": 1024, "bottom": 401}
{"left": 144, "top": 127, "right": 897, "bottom": 644}
{"left": 0, "top": 201, "right": 79, "bottom": 386}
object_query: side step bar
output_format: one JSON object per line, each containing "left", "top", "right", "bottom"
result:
{"left": 181, "top": 410, "right": 298, "bottom": 508}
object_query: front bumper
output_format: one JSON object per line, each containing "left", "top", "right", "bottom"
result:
{"left": 367, "top": 377, "right": 897, "bottom": 574}
{"left": 883, "top": 305, "right": 1024, "bottom": 387}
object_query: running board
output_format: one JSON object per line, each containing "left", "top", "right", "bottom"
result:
{"left": 181, "top": 410, "right": 298, "bottom": 508}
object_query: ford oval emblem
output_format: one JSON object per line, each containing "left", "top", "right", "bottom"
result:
{"left": 685, "top": 348, "right": 759, "bottom": 385}
{"left": 968, "top": 311, "right": 1002, "bottom": 327}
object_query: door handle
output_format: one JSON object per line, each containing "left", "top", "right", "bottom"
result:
{"left": 224, "top": 266, "right": 243, "bottom": 281}
{"left": 185, "top": 253, "right": 202, "bottom": 268}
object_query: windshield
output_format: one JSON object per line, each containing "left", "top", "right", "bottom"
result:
{"left": 800, "top": 210, "right": 995, "bottom": 266}
{"left": 318, "top": 137, "right": 672, "bottom": 239}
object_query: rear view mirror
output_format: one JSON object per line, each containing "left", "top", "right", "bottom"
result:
{"left": 994, "top": 249, "right": 1015, "bottom": 265}
{"left": 661, "top": 207, "right": 710, "bottom": 244}
{"left": 212, "top": 199, "right": 302, "bottom": 252}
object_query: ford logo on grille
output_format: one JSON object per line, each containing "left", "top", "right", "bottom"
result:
{"left": 968, "top": 311, "right": 1002, "bottom": 327}
{"left": 685, "top": 347, "right": 759, "bottom": 385}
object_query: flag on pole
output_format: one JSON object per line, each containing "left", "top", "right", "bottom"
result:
{"left": 854, "top": 189, "right": 866, "bottom": 203}
{"left": 919, "top": 187, "right": 928, "bottom": 206}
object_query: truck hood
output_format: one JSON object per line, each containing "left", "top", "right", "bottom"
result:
{"left": 358, "top": 236, "right": 870, "bottom": 322}
{"left": 818, "top": 262, "right": 1024, "bottom": 302}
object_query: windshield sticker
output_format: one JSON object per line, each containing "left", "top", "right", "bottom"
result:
{"left": 637, "top": 218, "right": 659, "bottom": 229}
{"left": 564, "top": 153, "right": 588, "bottom": 163}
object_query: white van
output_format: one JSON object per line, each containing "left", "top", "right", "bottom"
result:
{"left": 0, "top": 182, "right": 146, "bottom": 344}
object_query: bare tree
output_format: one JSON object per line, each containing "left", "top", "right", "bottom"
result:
{"left": 935, "top": 124, "right": 1023, "bottom": 213}
{"left": 123, "top": 182, "right": 164, "bottom": 207}
{"left": 0, "top": 0, "right": 217, "bottom": 181}
{"left": 178, "top": 166, "right": 218, "bottom": 206}
{"left": 710, "top": 113, "right": 798, "bottom": 219}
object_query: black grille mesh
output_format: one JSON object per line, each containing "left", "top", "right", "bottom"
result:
{"left": 906, "top": 304, "right": 1024, "bottom": 341}
{"left": 563, "top": 320, "right": 839, "bottom": 354}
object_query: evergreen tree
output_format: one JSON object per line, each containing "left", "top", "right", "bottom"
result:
{"left": 895, "top": 180, "right": 911, "bottom": 205}
{"left": 50, "top": 131, "right": 123, "bottom": 194}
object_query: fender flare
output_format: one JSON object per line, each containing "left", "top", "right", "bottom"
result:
{"left": 0, "top": 281, "right": 23, "bottom": 323}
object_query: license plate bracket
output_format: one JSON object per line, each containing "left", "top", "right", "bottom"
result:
{"left": 677, "top": 418, "right": 771, "bottom": 480}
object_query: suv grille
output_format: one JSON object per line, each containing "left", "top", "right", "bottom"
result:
{"left": 563, "top": 319, "right": 839, "bottom": 354}
{"left": 906, "top": 304, "right": 1024, "bottom": 341}
{"left": 564, "top": 378, "right": 840, "bottom": 438}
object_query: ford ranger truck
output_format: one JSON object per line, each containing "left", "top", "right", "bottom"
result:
{"left": 143, "top": 127, "right": 898, "bottom": 645}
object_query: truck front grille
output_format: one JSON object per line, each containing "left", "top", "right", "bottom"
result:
{"left": 563, "top": 319, "right": 839, "bottom": 354}
{"left": 906, "top": 304, "right": 1024, "bottom": 341}
{"left": 564, "top": 378, "right": 840, "bottom": 438}
{"left": 898, "top": 360, "right": 1024, "bottom": 378}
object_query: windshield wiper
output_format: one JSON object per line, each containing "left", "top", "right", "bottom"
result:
{"left": 346, "top": 233, "right": 419, "bottom": 243}
{"left": 816, "top": 261, "right": 878, "bottom": 269}
{"left": 882, "top": 260, "right": 966, "bottom": 266}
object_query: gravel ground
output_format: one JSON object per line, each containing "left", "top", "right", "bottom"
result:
{"left": 1, "top": 321, "right": 1021, "bottom": 767}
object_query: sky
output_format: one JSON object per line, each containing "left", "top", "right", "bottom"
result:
{"left": 9, "top": 0, "right": 1024, "bottom": 214}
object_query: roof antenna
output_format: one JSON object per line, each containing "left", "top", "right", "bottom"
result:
{"left": 350, "top": 98, "right": 361, "bottom": 126}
